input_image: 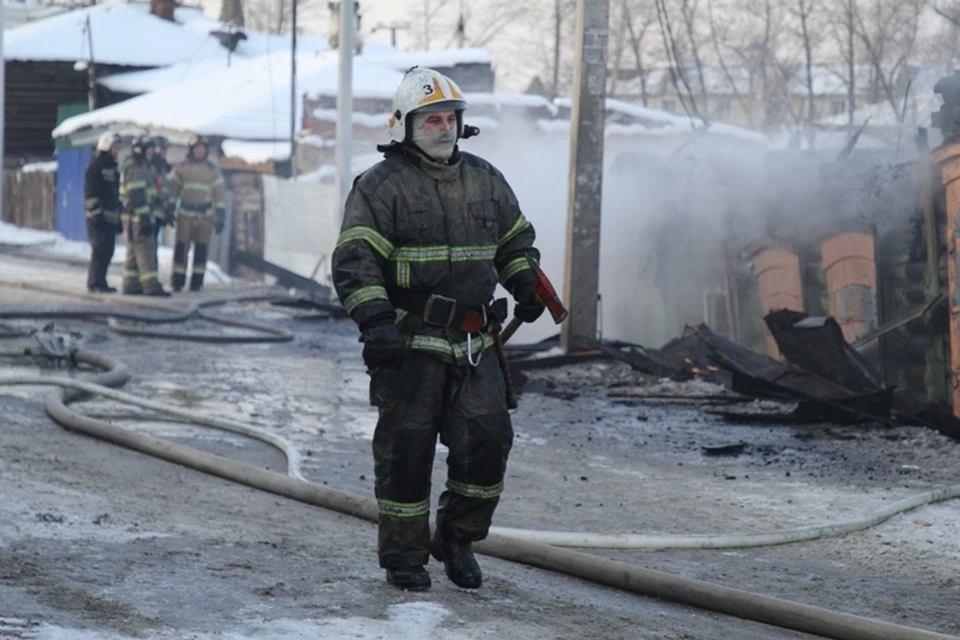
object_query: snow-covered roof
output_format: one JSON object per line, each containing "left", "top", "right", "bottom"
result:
{"left": 4, "top": 4, "right": 227, "bottom": 67}
{"left": 364, "top": 48, "right": 492, "bottom": 72}
{"left": 176, "top": 12, "right": 330, "bottom": 59}
{"left": 53, "top": 52, "right": 406, "bottom": 155}
{"left": 5, "top": 2, "right": 398, "bottom": 72}
{"left": 553, "top": 96, "right": 768, "bottom": 144}
{"left": 98, "top": 55, "right": 243, "bottom": 94}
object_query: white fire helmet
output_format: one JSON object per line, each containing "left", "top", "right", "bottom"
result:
{"left": 388, "top": 67, "right": 468, "bottom": 144}
{"left": 97, "top": 131, "right": 121, "bottom": 153}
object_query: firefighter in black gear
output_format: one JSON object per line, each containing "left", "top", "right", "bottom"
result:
{"left": 120, "top": 135, "right": 170, "bottom": 297}
{"left": 332, "top": 67, "right": 545, "bottom": 592}
{"left": 84, "top": 132, "right": 122, "bottom": 293}
{"left": 166, "top": 135, "right": 227, "bottom": 292}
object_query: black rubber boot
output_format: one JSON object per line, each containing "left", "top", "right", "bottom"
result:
{"left": 431, "top": 533, "right": 482, "bottom": 589}
{"left": 385, "top": 566, "right": 431, "bottom": 592}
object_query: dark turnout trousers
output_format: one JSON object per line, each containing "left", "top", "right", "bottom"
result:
{"left": 369, "top": 349, "right": 513, "bottom": 569}
{"left": 172, "top": 214, "right": 213, "bottom": 291}
{"left": 86, "top": 217, "right": 117, "bottom": 290}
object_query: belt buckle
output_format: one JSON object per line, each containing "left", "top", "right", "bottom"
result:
{"left": 423, "top": 294, "right": 457, "bottom": 327}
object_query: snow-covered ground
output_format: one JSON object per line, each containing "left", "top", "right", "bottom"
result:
{"left": 0, "top": 220, "right": 231, "bottom": 284}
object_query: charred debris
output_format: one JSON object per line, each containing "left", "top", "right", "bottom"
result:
{"left": 508, "top": 70, "right": 960, "bottom": 444}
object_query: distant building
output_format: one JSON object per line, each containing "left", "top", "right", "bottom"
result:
{"left": 609, "top": 65, "right": 887, "bottom": 133}
{"left": 3, "top": 3, "right": 228, "bottom": 159}
{"left": 3, "top": 2, "right": 70, "bottom": 29}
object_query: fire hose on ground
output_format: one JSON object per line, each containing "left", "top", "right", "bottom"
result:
{"left": 1, "top": 347, "right": 958, "bottom": 640}
{"left": 0, "top": 283, "right": 304, "bottom": 343}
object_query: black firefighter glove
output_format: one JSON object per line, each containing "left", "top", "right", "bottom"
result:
{"left": 139, "top": 217, "right": 156, "bottom": 239}
{"left": 514, "top": 285, "right": 546, "bottom": 323}
{"left": 164, "top": 202, "right": 177, "bottom": 227}
{"left": 214, "top": 206, "right": 226, "bottom": 234}
{"left": 164, "top": 201, "right": 177, "bottom": 227}
{"left": 359, "top": 312, "right": 407, "bottom": 370}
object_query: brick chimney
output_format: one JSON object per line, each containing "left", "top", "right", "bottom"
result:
{"left": 150, "top": 0, "right": 176, "bottom": 21}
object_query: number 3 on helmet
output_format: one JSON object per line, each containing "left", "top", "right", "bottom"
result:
{"left": 388, "top": 66, "right": 468, "bottom": 144}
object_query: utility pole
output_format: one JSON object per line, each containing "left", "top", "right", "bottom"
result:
{"left": 1, "top": 1, "right": 5, "bottom": 220}
{"left": 552, "top": 0, "right": 562, "bottom": 98}
{"left": 84, "top": 15, "right": 97, "bottom": 110}
{"left": 560, "top": 0, "right": 609, "bottom": 352}
{"left": 290, "top": 0, "right": 298, "bottom": 177}
{"left": 336, "top": 0, "right": 355, "bottom": 217}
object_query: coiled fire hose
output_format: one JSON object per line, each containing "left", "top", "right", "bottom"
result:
{"left": 0, "top": 347, "right": 957, "bottom": 640}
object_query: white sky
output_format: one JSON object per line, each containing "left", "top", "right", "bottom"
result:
{"left": 197, "top": 1, "right": 456, "bottom": 51}
{"left": 195, "top": 0, "right": 540, "bottom": 91}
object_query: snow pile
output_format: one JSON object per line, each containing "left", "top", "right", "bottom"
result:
{"left": 365, "top": 48, "right": 492, "bottom": 71}
{"left": 312, "top": 108, "right": 392, "bottom": 129}
{"left": 465, "top": 92, "right": 558, "bottom": 116}
{"left": 221, "top": 140, "right": 291, "bottom": 164}
{"left": 0, "top": 221, "right": 230, "bottom": 283}
{"left": 551, "top": 96, "right": 769, "bottom": 144}
{"left": 20, "top": 161, "right": 58, "bottom": 173}
{"left": 4, "top": 4, "right": 225, "bottom": 67}
{"left": 465, "top": 116, "right": 500, "bottom": 131}
{"left": 301, "top": 54, "right": 403, "bottom": 100}
{"left": 13, "top": 602, "right": 471, "bottom": 639}
{"left": 98, "top": 55, "right": 248, "bottom": 95}
{"left": 296, "top": 153, "right": 383, "bottom": 183}
{"left": 0, "top": 220, "right": 58, "bottom": 247}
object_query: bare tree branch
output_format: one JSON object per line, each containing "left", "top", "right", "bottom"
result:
{"left": 655, "top": 0, "right": 705, "bottom": 123}
{"left": 852, "top": 0, "right": 926, "bottom": 115}
{"left": 678, "top": 0, "right": 709, "bottom": 112}
{"left": 793, "top": 0, "right": 818, "bottom": 144}
{"left": 622, "top": 0, "right": 655, "bottom": 106}
{"left": 707, "top": 0, "right": 753, "bottom": 125}
{"left": 933, "top": 2, "right": 960, "bottom": 30}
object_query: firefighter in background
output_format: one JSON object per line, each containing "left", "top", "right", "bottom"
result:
{"left": 150, "top": 135, "right": 175, "bottom": 245}
{"left": 119, "top": 135, "right": 170, "bottom": 297}
{"left": 84, "top": 132, "right": 123, "bottom": 293}
{"left": 332, "top": 67, "right": 545, "bottom": 592}
{"left": 166, "top": 135, "right": 227, "bottom": 292}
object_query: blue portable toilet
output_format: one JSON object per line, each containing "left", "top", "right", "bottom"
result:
{"left": 55, "top": 147, "right": 92, "bottom": 242}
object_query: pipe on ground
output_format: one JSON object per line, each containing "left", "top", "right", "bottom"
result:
{"left": 0, "top": 351, "right": 956, "bottom": 640}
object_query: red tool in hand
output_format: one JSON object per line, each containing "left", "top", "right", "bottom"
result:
{"left": 494, "top": 257, "right": 567, "bottom": 410}
{"left": 500, "top": 258, "right": 568, "bottom": 345}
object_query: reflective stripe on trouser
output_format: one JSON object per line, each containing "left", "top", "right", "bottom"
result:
{"left": 172, "top": 214, "right": 212, "bottom": 289}
{"left": 122, "top": 218, "right": 161, "bottom": 293}
{"left": 86, "top": 217, "right": 117, "bottom": 290}
{"left": 369, "top": 350, "right": 513, "bottom": 569}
